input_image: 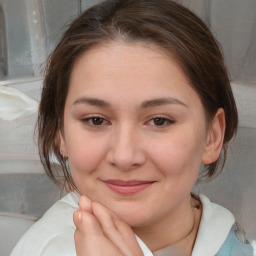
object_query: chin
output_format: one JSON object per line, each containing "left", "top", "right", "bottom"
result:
{"left": 114, "top": 208, "right": 154, "bottom": 227}
{"left": 123, "top": 216, "right": 147, "bottom": 228}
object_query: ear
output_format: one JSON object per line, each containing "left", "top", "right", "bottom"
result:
{"left": 202, "top": 108, "right": 226, "bottom": 165}
{"left": 59, "top": 131, "right": 68, "bottom": 157}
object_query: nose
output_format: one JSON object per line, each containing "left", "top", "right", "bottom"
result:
{"left": 106, "top": 124, "right": 147, "bottom": 171}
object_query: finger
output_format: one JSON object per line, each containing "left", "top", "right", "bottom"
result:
{"left": 78, "top": 195, "right": 92, "bottom": 213}
{"left": 92, "top": 202, "right": 143, "bottom": 256}
{"left": 73, "top": 209, "right": 82, "bottom": 230}
{"left": 73, "top": 210, "right": 100, "bottom": 256}
{"left": 73, "top": 209, "right": 102, "bottom": 236}
{"left": 73, "top": 210, "right": 124, "bottom": 256}
{"left": 114, "top": 219, "right": 143, "bottom": 255}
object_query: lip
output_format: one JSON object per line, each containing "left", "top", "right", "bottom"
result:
{"left": 102, "top": 180, "right": 155, "bottom": 195}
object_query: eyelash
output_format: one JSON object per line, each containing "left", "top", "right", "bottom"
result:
{"left": 81, "top": 116, "right": 110, "bottom": 127}
{"left": 147, "top": 116, "right": 175, "bottom": 127}
{"left": 81, "top": 116, "right": 174, "bottom": 128}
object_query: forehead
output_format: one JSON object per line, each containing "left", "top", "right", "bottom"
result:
{"left": 67, "top": 41, "right": 202, "bottom": 110}
{"left": 72, "top": 41, "right": 187, "bottom": 80}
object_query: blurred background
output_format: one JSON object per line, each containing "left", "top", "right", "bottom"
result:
{"left": 0, "top": 0, "right": 255, "bottom": 255}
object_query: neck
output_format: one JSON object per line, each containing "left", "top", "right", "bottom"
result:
{"left": 133, "top": 196, "right": 201, "bottom": 253}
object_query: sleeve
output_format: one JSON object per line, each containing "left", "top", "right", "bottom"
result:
{"left": 10, "top": 224, "right": 76, "bottom": 256}
{"left": 10, "top": 200, "right": 77, "bottom": 256}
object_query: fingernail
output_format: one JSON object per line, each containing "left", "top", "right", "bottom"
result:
{"left": 78, "top": 211, "right": 82, "bottom": 221}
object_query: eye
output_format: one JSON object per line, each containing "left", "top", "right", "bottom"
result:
{"left": 148, "top": 117, "right": 174, "bottom": 127}
{"left": 82, "top": 116, "right": 109, "bottom": 126}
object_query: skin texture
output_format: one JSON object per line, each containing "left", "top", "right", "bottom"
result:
{"left": 60, "top": 41, "right": 226, "bottom": 254}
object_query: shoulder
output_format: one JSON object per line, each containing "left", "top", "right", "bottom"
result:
{"left": 10, "top": 192, "right": 80, "bottom": 256}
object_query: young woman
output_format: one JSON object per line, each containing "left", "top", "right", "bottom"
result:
{"left": 11, "top": 0, "right": 253, "bottom": 255}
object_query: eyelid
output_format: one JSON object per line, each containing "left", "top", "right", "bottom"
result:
{"left": 146, "top": 115, "right": 175, "bottom": 127}
{"left": 81, "top": 115, "right": 111, "bottom": 127}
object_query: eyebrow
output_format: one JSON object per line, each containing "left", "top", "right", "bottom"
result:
{"left": 140, "top": 97, "right": 188, "bottom": 108}
{"left": 72, "top": 97, "right": 188, "bottom": 108}
{"left": 72, "top": 97, "right": 111, "bottom": 108}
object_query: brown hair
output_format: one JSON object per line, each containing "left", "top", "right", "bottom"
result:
{"left": 38, "top": 0, "right": 238, "bottom": 190}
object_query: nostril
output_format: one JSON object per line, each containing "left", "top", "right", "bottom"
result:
{"left": 106, "top": 128, "right": 147, "bottom": 170}
{"left": 106, "top": 146, "right": 147, "bottom": 171}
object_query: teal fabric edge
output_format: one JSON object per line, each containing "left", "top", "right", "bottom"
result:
{"left": 216, "top": 224, "right": 253, "bottom": 256}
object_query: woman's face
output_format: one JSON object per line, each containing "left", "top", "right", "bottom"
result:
{"left": 60, "top": 41, "right": 211, "bottom": 227}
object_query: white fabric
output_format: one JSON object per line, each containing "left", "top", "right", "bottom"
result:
{"left": 0, "top": 85, "right": 38, "bottom": 121}
{"left": 11, "top": 193, "right": 235, "bottom": 256}
{"left": 192, "top": 194, "right": 235, "bottom": 256}
{"left": 10, "top": 192, "right": 79, "bottom": 256}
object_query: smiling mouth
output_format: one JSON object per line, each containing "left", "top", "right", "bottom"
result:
{"left": 102, "top": 180, "right": 155, "bottom": 194}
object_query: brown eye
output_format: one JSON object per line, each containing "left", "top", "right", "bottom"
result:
{"left": 148, "top": 117, "right": 174, "bottom": 127}
{"left": 82, "top": 116, "right": 108, "bottom": 126}
{"left": 153, "top": 118, "right": 167, "bottom": 126}
{"left": 91, "top": 117, "right": 104, "bottom": 125}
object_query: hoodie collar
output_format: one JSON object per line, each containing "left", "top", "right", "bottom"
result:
{"left": 192, "top": 194, "right": 235, "bottom": 256}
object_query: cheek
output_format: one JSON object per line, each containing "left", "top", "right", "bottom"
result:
{"left": 149, "top": 129, "right": 205, "bottom": 177}
{"left": 65, "top": 134, "right": 109, "bottom": 177}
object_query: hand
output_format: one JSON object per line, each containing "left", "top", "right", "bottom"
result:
{"left": 73, "top": 195, "right": 144, "bottom": 256}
